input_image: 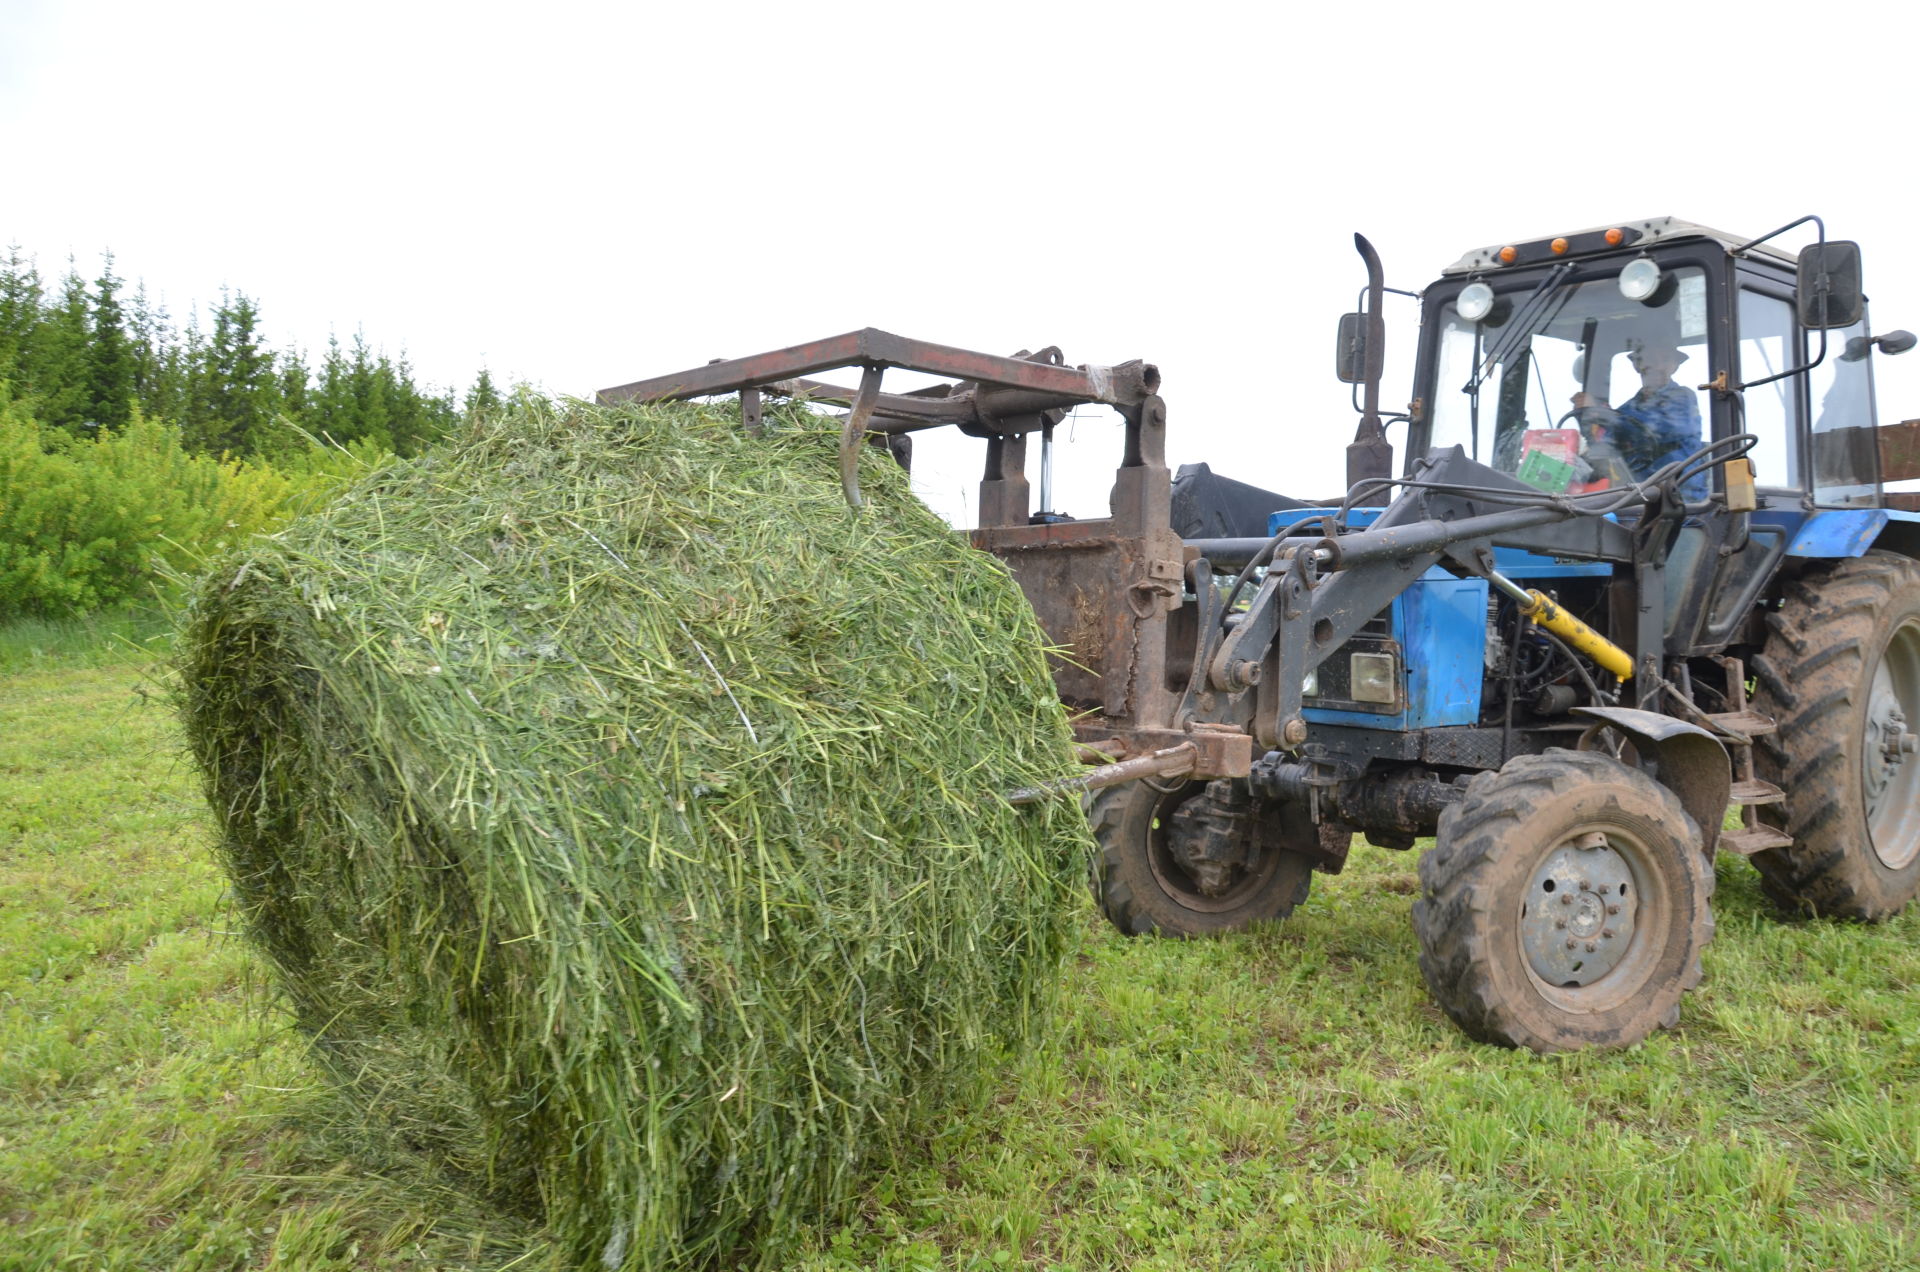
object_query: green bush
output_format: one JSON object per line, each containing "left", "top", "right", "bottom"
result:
{"left": 0, "top": 395, "right": 371, "bottom": 618}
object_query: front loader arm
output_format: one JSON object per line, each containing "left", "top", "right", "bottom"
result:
{"left": 1201, "top": 448, "right": 1637, "bottom": 752}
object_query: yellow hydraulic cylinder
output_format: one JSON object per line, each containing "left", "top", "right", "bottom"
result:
{"left": 1487, "top": 569, "right": 1635, "bottom": 681}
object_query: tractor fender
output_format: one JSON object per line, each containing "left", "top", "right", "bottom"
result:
{"left": 1787, "top": 508, "right": 1888, "bottom": 558}
{"left": 1571, "top": 707, "right": 1730, "bottom": 857}
{"left": 1783, "top": 507, "right": 1920, "bottom": 561}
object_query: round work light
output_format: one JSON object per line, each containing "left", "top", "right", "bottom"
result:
{"left": 1458, "top": 281, "right": 1496, "bottom": 323}
{"left": 1619, "top": 257, "right": 1663, "bottom": 302}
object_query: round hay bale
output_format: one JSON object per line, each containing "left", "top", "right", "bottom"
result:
{"left": 177, "top": 397, "right": 1090, "bottom": 1269}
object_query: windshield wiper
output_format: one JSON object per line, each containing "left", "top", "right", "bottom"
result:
{"left": 1464, "top": 261, "right": 1575, "bottom": 394}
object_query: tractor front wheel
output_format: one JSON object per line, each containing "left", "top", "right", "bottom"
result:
{"left": 1413, "top": 750, "right": 1714, "bottom": 1052}
{"left": 1088, "top": 779, "right": 1314, "bottom": 937}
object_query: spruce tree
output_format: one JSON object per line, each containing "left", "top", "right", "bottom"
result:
{"left": 347, "top": 333, "right": 392, "bottom": 450}
{"left": 0, "top": 246, "right": 43, "bottom": 386}
{"left": 279, "top": 347, "right": 310, "bottom": 425}
{"left": 87, "top": 254, "right": 136, "bottom": 431}
{"left": 28, "top": 265, "right": 94, "bottom": 433}
{"left": 464, "top": 366, "right": 502, "bottom": 417}
{"left": 196, "top": 291, "right": 279, "bottom": 454}
{"left": 127, "top": 280, "right": 187, "bottom": 427}
{"left": 381, "top": 350, "right": 442, "bottom": 455}
{"left": 309, "top": 333, "right": 355, "bottom": 445}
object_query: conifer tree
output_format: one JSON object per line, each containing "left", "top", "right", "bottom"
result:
{"left": 382, "top": 350, "right": 438, "bottom": 455}
{"left": 87, "top": 255, "right": 136, "bottom": 431}
{"left": 308, "top": 334, "right": 355, "bottom": 445}
{"left": 195, "top": 291, "right": 279, "bottom": 453}
{"left": 28, "top": 266, "right": 95, "bottom": 433}
{"left": 464, "top": 366, "right": 502, "bottom": 417}
{"left": 278, "top": 348, "right": 310, "bottom": 425}
{"left": 0, "top": 246, "right": 43, "bottom": 385}
{"left": 347, "top": 333, "right": 392, "bottom": 450}
{"left": 126, "top": 280, "right": 186, "bottom": 426}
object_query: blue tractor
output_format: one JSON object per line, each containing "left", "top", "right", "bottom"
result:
{"left": 604, "top": 216, "right": 1920, "bottom": 1051}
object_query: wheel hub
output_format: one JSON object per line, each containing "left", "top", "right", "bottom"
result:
{"left": 1865, "top": 617, "right": 1920, "bottom": 871}
{"left": 1864, "top": 687, "right": 1917, "bottom": 807}
{"left": 1153, "top": 780, "right": 1275, "bottom": 909}
{"left": 1521, "top": 833, "right": 1639, "bottom": 988}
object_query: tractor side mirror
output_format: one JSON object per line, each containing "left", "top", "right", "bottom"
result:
{"left": 1335, "top": 312, "right": 1368, "bottom": 384}
{"left": 1798, "top": 240, "right": 1865, "bottom": 329}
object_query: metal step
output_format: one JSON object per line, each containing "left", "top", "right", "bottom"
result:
{"left": 1707, "top": 710, "right": 1778, "bottom": 739}
{"left": 1719, "top": 824, "right": 1795, "bottom": 855}
{"left": 1729, "top": 778, "right": 1787, "bottom": 806}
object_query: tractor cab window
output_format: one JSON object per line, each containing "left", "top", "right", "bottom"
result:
{"left": 1734, "top": 292, "right": 1876, "bottom": 504}
{"left": 1430, "top": 266, "right": 1710, "bottom": 494}
{"left": 1809, "top": 317, "right": 1877, "bottom": 506}
{"left": 1735, "top": 289, "right": 1800, "bottom": 489}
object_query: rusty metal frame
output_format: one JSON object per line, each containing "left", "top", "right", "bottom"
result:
{"left": 599, "top": 327, "right": 1159, "bottom": 435}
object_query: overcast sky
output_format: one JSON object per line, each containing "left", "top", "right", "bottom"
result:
{"left": 7, "top": 0, "right": 1920, "bottom": 523}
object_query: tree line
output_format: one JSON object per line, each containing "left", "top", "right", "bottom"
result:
{"left": 0, "top": 246, "right": 518, "bottom": 618}
{"left": 0, "top": 246, "right": 504, "bottom": 459}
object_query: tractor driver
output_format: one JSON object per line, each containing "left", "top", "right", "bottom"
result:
{"left": 1569, "top": 340, "right": 1704, "bottom": 494}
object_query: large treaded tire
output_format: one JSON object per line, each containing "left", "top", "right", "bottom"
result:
{"left": 1413, "top": 750, "right": 1714, "bottom": 1052}
{"left": 1752, "top": 550, "right": 1920, "bottom": 919}
{"left": 1089, "top": 779, "right": 1313, "bottom": 937}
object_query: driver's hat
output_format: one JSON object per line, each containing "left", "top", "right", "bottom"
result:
{"left": 1628, "top": 338, "right": 1687, "bottom": 366}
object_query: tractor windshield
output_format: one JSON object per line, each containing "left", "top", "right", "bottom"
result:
{"left": 1430, "top": 266, "right": 1710, "bottom": 493}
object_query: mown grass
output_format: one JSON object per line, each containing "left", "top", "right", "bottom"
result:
{"left": 4, "top": 625, "right": 1918, "bottom": 1270}
{"left": 0, "top": 605, "right": 174, "bottom": 674}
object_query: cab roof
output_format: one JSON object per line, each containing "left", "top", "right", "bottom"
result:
{"left": 1441, "top": 216, "right": 1802, "bottom": 276}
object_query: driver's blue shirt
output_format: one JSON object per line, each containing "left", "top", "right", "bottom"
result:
{"left": 1589, "top": 383, "right": 1705, "bottom": 496}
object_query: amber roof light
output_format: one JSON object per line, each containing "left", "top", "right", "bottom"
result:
{"left": 1605, "top": 227, "right": 1626, "bottom": 246}
{"left": 1550, "top": 237, "right": 1570, "bottom": 255}
{"left": 1498, "top": 246, "right": 1518, "bottom": 264}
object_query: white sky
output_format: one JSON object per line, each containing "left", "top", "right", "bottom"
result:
{"left": 8, "top": 0, "right": 1920, "bottom": 524}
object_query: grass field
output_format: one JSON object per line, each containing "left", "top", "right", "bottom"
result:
{"left": 4, "top": 623, "right": 1918, "bottom": 1271}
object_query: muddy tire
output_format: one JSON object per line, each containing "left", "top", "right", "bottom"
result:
{"left": 1413, "top": 750, "right": 1714, "bottom": 1052}
{"left": 1088, "top": 779, "right": 1313, "bottom": 937}
{"left": 1752, "top": 551, "right": 1920, "bottom": 919}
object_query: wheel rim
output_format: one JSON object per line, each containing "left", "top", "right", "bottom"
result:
{"left": 1517, "top": 826, "right": 1670, "bottom": 1013}
{"left": 1144, "top": 783, "right": 1282, "bottom": 914}
{"left": 1864, "top": 616, "right": 1920, "bottom": 870}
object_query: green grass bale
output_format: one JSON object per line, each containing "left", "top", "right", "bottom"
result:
{"left": 175, "top": 397, "right": 1090, "bottom": 1270}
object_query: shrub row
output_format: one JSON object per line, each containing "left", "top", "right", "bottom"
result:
{"left": 0, "top": 394, "right": 378, "bottom": 618}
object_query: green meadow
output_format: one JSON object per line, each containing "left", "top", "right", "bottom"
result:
{"left": 4, "top": 620, "right": 1916, "bottom": 1271}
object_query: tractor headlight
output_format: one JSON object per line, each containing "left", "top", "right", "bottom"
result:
{"left": 1350, "top": 651, "right": 1398, "bottom": 705}
{"left": 1619, "top": 257, "right": 1663, "bottom": 302}
{"left": 1457, "top": 281, "right": 1496, "bottom": 323}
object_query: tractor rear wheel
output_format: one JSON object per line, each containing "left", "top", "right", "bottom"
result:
{"left": 1088, "top": 778, "right": 1314, "bottom": 937}
{"left": 1752, "top": 550, "right": 1920, "bottom": 919}
{"left": 1413, "top": 750, "right": 1714, "bottom": 1052}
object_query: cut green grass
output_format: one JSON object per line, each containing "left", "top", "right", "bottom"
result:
{"left": 173, "top": 400, "right": 1089, "bottom": 1270}
{"left": 0, "top": 659, "right": 551, "bottom": 1271}
{"left": 5, "top": 629, "right": 1919, "bottom": 1270}
{"left": 0, "top": 604, "right": 174, "bottom": 674}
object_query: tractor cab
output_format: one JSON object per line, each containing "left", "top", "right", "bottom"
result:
{"left": 1396, "top": 217, "right": 1898, "bottom": 510}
